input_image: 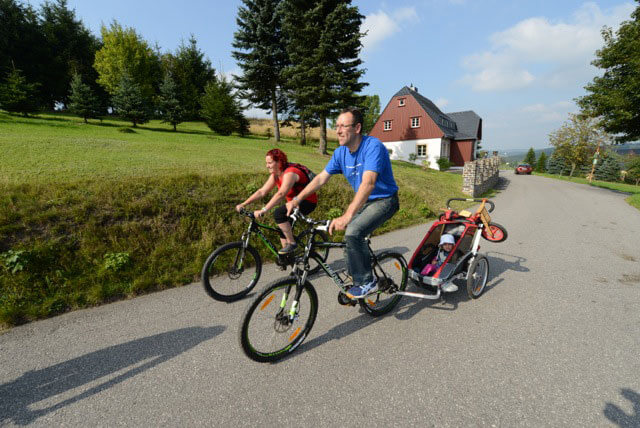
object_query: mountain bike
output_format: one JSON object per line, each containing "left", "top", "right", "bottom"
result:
{"left": 239, "top": 209, "right": 408, "bottom": 362}
{"left": 201, "top": 208, "right": 330, "bottom": 302}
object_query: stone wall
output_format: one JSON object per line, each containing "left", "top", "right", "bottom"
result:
{"left": 462, "top": 156, "right": 500, "bottom": 197}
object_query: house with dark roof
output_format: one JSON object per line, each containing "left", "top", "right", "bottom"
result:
{"left": 368, "top": 85, "right": 482, "bottom": 169}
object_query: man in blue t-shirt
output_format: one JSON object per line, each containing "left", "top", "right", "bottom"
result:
{"left": 286, "top": 107, "right": 399, "bottom": 299}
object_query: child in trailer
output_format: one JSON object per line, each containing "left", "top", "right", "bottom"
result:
{"left": 420, "top": 234, "right": 455, "bottom": 277}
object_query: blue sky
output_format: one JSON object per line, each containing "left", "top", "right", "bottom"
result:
{"left": 27, "top": 0, "right": 636, "bottom": 151}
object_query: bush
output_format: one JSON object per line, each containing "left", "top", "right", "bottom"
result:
{"left": 436, "top": 157, "right": 452, "bottom": 171}
{"left": 408, "top": 153, "right": 417, "bottom": 162}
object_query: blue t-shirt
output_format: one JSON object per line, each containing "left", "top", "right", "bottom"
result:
{"left": 325, "top": 135, "right": 398, "bottom": 200}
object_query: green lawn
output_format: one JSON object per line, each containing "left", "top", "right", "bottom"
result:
{"left": 0, "top": 111, "right": 474, "bottom": 327}
{"left": 534, "top": 172, "right": 640, "bottom": 210}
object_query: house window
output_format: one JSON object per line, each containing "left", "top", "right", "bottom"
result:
{"left": 398, "top": 98, "right": 405, "bottom": 107}
{"left": 416, "top": 145, "right": 427, "bottom": 157}
{"left": 411, "top": 116, "right": 420, "bottom": 128}
{"left": 383, "top": 120, "right": 392, "bottom": 131}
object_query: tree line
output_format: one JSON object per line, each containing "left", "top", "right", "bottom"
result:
{"left": 539, "top": 1, "right": 640, "bottom": 186}
{"left": 0, "top": 0, "right": 377, "bottom": 150}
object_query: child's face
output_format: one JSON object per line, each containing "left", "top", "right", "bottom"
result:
{"left": 441, "top": 243, "right": 454, "bottom": 252}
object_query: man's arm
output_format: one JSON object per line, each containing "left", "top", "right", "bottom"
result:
{"left": 285, "top": 170, "right": 331, "bottom": 215}
{"left": 328, "top": 170, "right": 377, "bottom": 234}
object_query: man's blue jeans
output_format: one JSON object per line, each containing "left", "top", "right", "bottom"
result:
{"left": 344, "top": 193, "right": 399, "bottom": 286}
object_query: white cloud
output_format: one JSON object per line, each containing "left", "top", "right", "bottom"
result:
{"left": 435, "top": 97, "right": 450, "bottom": 109}
{"left": 459, "top": 2, "right": 635, "bottom": 92}
{"left": 521, "top": 101, "right": 574, "bottom": 123}
{"left": 361, "top": 7, "right": 418, "bottom": 53}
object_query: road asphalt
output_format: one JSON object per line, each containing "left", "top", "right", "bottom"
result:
{"left": 1, "top": 171, "right": 639, "bottom": 427}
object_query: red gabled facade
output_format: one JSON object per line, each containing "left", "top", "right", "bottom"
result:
{"left": 369, "top": 94, "right": 444, "bottom": 142}
{"left": 369, "top": 86, "right": 482, "bottom": 167}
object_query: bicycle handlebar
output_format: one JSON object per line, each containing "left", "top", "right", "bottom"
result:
{"left": 290, "top": 208, "right": 331, "bottom": 229}
{"left": 446, "top": 198, "right": 495, "bottom": 213}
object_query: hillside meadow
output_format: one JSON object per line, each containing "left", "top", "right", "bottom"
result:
{"left": 0, "top": 111, "right": 470, "bottom": 327}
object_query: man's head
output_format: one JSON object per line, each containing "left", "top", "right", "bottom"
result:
{"left": 336, "top": 107, "right": 363, "bottom": 148}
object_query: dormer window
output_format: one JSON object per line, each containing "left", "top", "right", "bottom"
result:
{"left": 411, "top": 116, "right": 420, "bottom": 128}
{"left": 383, "top": 120, "right": 392, "bottom": 131}
{"left": 398, "top": 98, "right": 405, "bottom": 107}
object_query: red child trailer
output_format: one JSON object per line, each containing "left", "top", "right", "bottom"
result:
{"left": 400, "top": 198, "right": 508, "bottom": 300}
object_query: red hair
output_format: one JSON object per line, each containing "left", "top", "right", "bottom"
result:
{"left": 266, "top": 148, "right": 288, "bottom": 171}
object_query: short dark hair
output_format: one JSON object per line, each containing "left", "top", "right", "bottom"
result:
{"left": 340, "top": 107, "right": 363, "bottom": 131}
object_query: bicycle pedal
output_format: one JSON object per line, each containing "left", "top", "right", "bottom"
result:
{"left": 337, "top": 292, "right": 356, "bottom": 307}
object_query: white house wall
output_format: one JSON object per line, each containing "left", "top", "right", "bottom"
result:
{"left": 382, "top": 138, "right": 443, "bottom": 169}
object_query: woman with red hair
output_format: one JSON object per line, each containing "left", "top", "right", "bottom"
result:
{"left": 236, "top": 148, "right": 318, "bottom": 254}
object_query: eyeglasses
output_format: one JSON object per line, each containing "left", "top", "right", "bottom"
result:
{"left": 335, "top": 123, "right": 355, "bottom": 129}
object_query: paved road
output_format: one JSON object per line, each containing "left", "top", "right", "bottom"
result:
{"left": 1, "top": 172, "right": 640, "bottom": 427}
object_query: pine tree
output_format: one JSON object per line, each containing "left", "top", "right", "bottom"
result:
{"left": 232, "top": 0, "right": 288, "bottom": 142}
{"left": 0, "top": 68, "right": 40, "bottom": 115}
{"left": 67, "top": 73, "right": 100, "bottom": 123}
{"left": 546, "top": 155, "right": 565, "bottom": 175}
{"left": 111, "top": 72, "right": 151, "bottom": 127}
{"left": 523, "top": 147, "right": 536, "bottom": 166}
{"left": 535, "top": 152, "right": 547, "bottom": 173}
{"left": 158, "top": 73, "right": 184, "bottom": 131}
{"left": 166, "top": 36, "right": 215, "bottom": 121}
{"left": 282, "top": 0, "right": 367, "bottom": 154}
{"left": 200, "top": 76, "right": 246, "bottom": 136}
{"left": 595, "top": 153, "right": 621, "bottom": 182}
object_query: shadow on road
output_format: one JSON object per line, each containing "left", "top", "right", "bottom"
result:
{"left": 0, "top": 326, "right": 224, "bottom": 425}
{"left": 494, "top": 175, "right": 511, "bottom": 191}
{"left": 604, "top": 388, "right": 640, "bottom": 427}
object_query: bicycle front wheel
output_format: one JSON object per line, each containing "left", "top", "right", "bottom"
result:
{"left": 201, "top": 241, "right": 261, "bottom": 302}
{"left": 360, "top": 252, "right": 407, "bottom": 317}
{"left": 240, "top": 278, "right": 318, "bottom": 362}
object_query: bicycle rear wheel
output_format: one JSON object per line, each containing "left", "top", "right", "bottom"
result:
{"left": 201, "top": 241, "right": 261, "bottom": 302}
{"left": 240, "top": 278, "right": 318, "bottom": 362}
{"left": 360, "top": 252, "right": 407, "bottom": 317}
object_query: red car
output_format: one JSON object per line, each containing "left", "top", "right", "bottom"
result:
{"left": 515, "top": 163, "right": 532, "bottom": 175}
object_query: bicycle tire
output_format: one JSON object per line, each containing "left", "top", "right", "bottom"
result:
{"left": 466, "top": 255, "right": 489, "bottom": 299}
{"left": 481, "top": 222, "right": 508, "bottom": 243}
{"left": 201, "top": 241, "right": 262, "bottom": 302}
{"left": 240, "top": 277, "right": 318, "bottom": 362}
{"left": 360, "top": 252, "right": 408, "bottom": 317}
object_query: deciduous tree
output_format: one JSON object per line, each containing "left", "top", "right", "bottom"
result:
{"left": 360, "top": 94, "right": 380, "bottom": 135}
{"left": 577, "top": 3, "right": 640, "bottom": 143}
{"left": 94, "top": 21, "right": 161, "bottom": 100}
{"left": 548, "top": 114, "right": 610, "bottom": 177}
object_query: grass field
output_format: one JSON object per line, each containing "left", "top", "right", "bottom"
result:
{"left": 534, "top": 172, "right": 640, "bottom": 210}
{"left": 0, "top": 111, "right": 471, "bottom": 327}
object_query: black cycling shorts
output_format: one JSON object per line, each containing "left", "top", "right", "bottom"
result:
{"left": 273, "top": 200, "right": 316, "bottom": 224}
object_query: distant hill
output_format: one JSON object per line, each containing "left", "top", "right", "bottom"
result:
{"left": 495, "top": 143, "right": 640, "bottom": 165}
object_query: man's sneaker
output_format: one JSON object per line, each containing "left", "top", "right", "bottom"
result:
{"left": 441, "top": 282, "right": 458, "bottom": 293}
{"left": 346, "top": 279, "right": 378, "bottom": 299}
{"left": 278, "top": 243, "right": 298, "bottom": 255}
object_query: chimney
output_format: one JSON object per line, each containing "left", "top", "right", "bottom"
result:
{"left": 409, "top": 83, "right": 418, "bottom": 92}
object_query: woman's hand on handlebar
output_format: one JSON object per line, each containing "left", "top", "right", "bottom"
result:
{"left": 235, "top": 203, "right": 245, "bottom": 213}
{"left": 253, "top": 209, "right": 264, "bottom": 219}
